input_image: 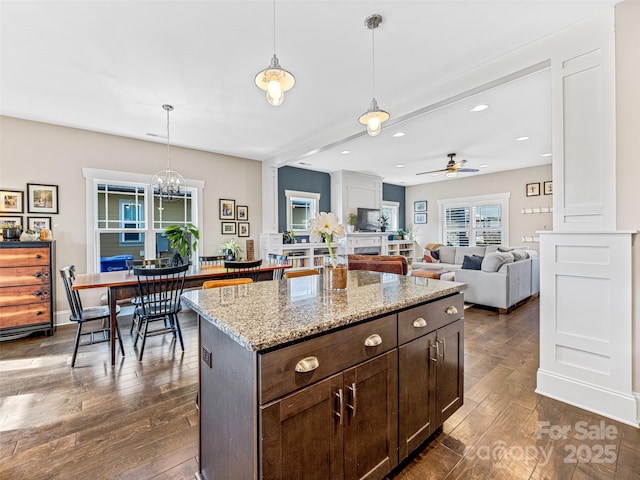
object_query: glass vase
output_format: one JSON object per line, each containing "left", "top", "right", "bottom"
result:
{"left": 323, "top": 255, "right": 348, "bottom": 290}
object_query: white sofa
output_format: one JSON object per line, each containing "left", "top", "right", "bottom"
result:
{"left": 412, "top": 245, "right": 540, "bottom": 312}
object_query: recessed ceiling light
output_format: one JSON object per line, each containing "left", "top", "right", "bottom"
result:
{"left": 479, "top": 164, "right": 489, "bottom": 168}
{"left": 298, "top": 161, "right": 311, "bottom": 166}
{"left": 396, "top": 164, "right": 405, "bottom": 168}
{"left": 446, "top": 172, "right": 458, "bottom": 178}
{"left": 471, "top": 104, "right": 489, "bottom": 112}
{"left": 516, "top": 136, "right": 530, "bottom": 142}
{"left": 541, "top": 153, "right": 552, "bottom": 157}
{"left": 393, "top": 132, "right": 405, "bottom": 137}
{"left": 341, "top": 150, "right": 351, "bottom": 155}
{"left": 431, "top": 173, "right": 439, "bottom": 177}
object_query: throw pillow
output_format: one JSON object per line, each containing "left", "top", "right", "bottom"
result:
{"left": 422, "top": 254, "right": 434, "bottom": 263}
{"left": 511, "top": 249, "right": 530, "bottom": 261}
{"left": 481, "top": 252, "right": 515, "bottom": 272}
{"left": 461, "top": 255, "right": 483, "bottom": 270}
{"left": 430, "top": 249, "right": 440, "bottom": 261}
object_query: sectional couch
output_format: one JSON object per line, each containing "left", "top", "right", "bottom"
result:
{"left": 412, "top": 245, "right": 540, "bottom": 313}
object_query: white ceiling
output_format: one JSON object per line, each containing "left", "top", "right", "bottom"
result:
{"left": 0, "top": 1, "right": 617, "bottom": 186}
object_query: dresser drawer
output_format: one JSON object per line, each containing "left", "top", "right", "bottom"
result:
{"left": 0, "top": 247, "right": 50, "bottom": 267}
{"left": 0, "top": 285, "right": 51, "bottom": 307}
{"left": 0, "top": 303, "right": 51, "bottom": 328}
{"left": 0, "top": 266, "right": 51, "bottom": 287}
{"left": 259, "top": 314, "right": 397, "bottom": 404}
{"left": 398, "top": 293, "right": 464, "bottom": 344}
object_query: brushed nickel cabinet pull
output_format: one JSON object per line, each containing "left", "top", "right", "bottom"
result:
{"left": 446, "top": 305, "right": 458, "bottom": 315}
{"left": 412, "top": 317, "right": 427, "bottom": 328}
{"left": 348, "top": 383, "right": 357, "bottom": 418}
{"left": 439, "top": 338, "right": 446, "bottom": 359}
{"left": 364, "top": 333, "right": 382, "bottom": 347}
{"left": 429, "top": 342, "right": 439, "bottom": 362}
{"left": 335, "top": 389, "right": 344, "bottom": 425}
{"left": 295, "top": 356, "right": 320, "bottom": 373}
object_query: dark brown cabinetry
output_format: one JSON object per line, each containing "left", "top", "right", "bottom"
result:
{"left": 0, "top": 241, "right": 55, "bottom": 337}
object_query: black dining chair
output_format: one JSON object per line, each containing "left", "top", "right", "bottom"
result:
{"left": 224, "top": 259, "right": 263, "bottom": 282}
{"left": 199, "top": 255, "right": 226, "bottom": 266}
{"left": 60, "top": 265, "right": 125, "bottom": 367}
{"left": 267, "top": 253, "right": 288, "bottom": 280}
{"left": 132, "top": 263, "right": 189, "bottom": 361}
{"left": 125, "top": 258, "right": 173, "bottom": 335}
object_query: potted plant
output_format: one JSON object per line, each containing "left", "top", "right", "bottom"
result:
{"left": 164, "top": 223, "right": 200, "bottom": 264}
{"left": 218, "top": 238, "right": 242, "bottom": 261}
{"left": 346, "top": 213, "right": 357, "bottom": 233}
{"left": 379, "top": 215, "right": 390, "bottom": 232}
{"left": 397, "top": 228, "right": 406, "bottom": 240}
{"left": 282, "top": 229, "right": 295, "bottom": 244}
{"left": 21, "top": 229, "right": 39, "bottom": 241}
{"left": 1, "top": 223, "right": 23, "bottom": 241}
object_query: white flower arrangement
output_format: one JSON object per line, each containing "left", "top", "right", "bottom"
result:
{"left": 308, "top": 212, "right": 345, "bottom": 268}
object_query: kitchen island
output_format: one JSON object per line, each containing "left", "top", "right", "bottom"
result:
{"left": 182, "top": 270, "right": 465, "bottom": 480}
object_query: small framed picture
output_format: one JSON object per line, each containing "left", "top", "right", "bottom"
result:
{"left": 414, "top": 213, "right": 427, "bottom": 224}
{"left": 0, "top": 189, "right": 24, "bottom": 213}
{"left": 237, "top": 205, "right": 248, "bottom": 221}
{"left": 0, "top": 215, "right": 23, "bottom": 227}
{"left": 543, "top": 181, "right": 553, "bottom": 195}
{"left": 238, "top": 222, "right": 250, "bottom": 237}
{"left": 219, "top": 199, "right": 236, "bottom": 220}
{"left": 27, "top": 216, "right": 51, "bottom": 232}
{"left": 27, "top": 183, "right": 59, "bottom": 214}
{"left": 414, "top": 201, "right": 427, "bottom": 212}
{"left": 526, "top": 182, "right": 540, "bottom": 197}
{"left": 221, "top": 221, "right": 236, "bottom": 235}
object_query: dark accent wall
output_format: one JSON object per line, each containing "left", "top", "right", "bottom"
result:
{"left": 278, "top": 166, "right": 331, "bottom": 232}
{"left": 383, "top": 183, "right": 406, "bottom": 230}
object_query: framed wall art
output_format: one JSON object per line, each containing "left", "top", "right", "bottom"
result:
{"left": 0, "top": 189, "right": 24, "bottom": 214}
{"left": 0, "top": 215, "right": 23, "bottom": 227}
{"left": 238, "top": 222, "right": 250, "bottom": 237}
{"left": 414, "top": 213, "right": 427, "bottom": 224}
{"left": 221, "top": 221, "right": 237, "bottom": 235}
{"left": 236, "top": 205, "right": 248, "bottom": 221}
{"left": 414, "top": 201, "right": 427, "bottom": 212}
{"left": 27, "top": 183, "right": 59, "bottom": 214}
{"left": 219, "top": 199, "right": 235, "bottom": 220}
{"left": 543, "top": 181, "right": 553, "bottom": 195}
{"left": 27, "top": 216, "right": 51, "bottom": 232}
{"left": 526, "top": 182, "right": 540, "bottom": 197}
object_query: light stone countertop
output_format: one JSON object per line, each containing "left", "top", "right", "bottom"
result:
{"left": 181, "top": 270, "right": 465, "bottom": 352}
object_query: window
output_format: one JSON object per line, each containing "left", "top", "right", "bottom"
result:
{"left": 381, "top": 201, "right": 399, "bottom": 232}
{"left": 285, "top": 190, "right": 320, "bottom": 232}
{"left": 439, "top": 193, "right": 509, "bottom": 246}
{"left": 84, "top": 169, "right": 204, "bottom": 273}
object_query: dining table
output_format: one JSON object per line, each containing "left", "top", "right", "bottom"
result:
{"left": 72, "top": 261, "right": 290, "bottom": 365}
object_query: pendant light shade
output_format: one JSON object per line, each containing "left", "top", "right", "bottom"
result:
{"left": 150, "top": 104, "right": 185, "bottom": 203}
{"left": 255, "top": 0, "right": 295, "bottom": 106}
{"left": 359, "top": 14, "right": 389, "bottom": 136}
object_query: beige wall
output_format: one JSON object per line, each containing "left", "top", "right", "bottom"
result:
{"left": 0, "top": 116, "right": 262, "bottom": 319}
{"left": 406, "top": 164, "right": 552, "bottom": 250}
{"left": 615, "top": 1, "right": 640, "bottom": 393}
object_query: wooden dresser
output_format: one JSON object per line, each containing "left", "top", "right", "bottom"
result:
{"left": 0, "top": 241, "right": 56, "bottom": 337}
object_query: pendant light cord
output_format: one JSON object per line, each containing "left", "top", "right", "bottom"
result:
{"left": 272, "top": 0, "right": 277, "bottom": 54}
{"left": 371, "top": 26, "right": 376, "bottom": 98}
{"left": 166, "top": 107, "right": 171, "bottom": 170}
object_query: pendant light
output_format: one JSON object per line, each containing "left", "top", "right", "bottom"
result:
{"left": 255, "top": 0, "right": 295, "bottom": 106}
{"left": 358, "top": 14, "right": 389, "bottom": 136}
{"left": 150, "top": 104, "right": 185, "bottom": 203}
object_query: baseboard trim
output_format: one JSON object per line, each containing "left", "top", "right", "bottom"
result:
{"left": 536, "top": 369, "right": 639, "bottom": 427}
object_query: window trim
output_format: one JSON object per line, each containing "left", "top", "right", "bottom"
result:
{"left": 382, "top": 201, "right": 400, "bottom": 232}
{"left": 437, "top": 193, "right": 510, "bottom": 246}
{"left": 285, "top": 189, "right": 320, "bottom": 232}
{"left": 83, "top": 168, "right": 204, "bottom": 273}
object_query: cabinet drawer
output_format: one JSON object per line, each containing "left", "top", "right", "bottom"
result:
{"left": 0, "top": 303, "right": 51, "bottom": 328}
{"left": 398, "top": 293, "right": 463, "bottom": 344}
{"left": 0, "top": 266, "right": 50, "bottom": 287}
{"left": 0, "top": 247, "right": 50, "bottom": 267}
{"left": 0, "top": 285, "right": 51, "bottom": 307}
{"left": 259, "top": 314, "right": 397, "bottom": 404}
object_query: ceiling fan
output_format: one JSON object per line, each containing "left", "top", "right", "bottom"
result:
{"left": 416, "top": 153, "right": 479, "bottom": 176}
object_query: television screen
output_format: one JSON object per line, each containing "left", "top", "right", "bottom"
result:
{"left": 356, "top": 208, "right": 380, "bottom": 232}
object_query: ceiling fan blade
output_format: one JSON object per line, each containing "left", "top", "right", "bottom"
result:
{"left": 451, "top": 159, "right": 468, "bottom": 169}
{"left": 416, "top": 167, "right": 448, "bottom": 175}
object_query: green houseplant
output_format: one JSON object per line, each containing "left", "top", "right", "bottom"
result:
{"left": 346, "top": 213, "right": 357, "bottom": 233}
{"left": 379, "top": 215, "right": 390, "bottom": 232}
{"left": 164, "top": 223, "right": 200, "bottom": 262}
{"left": 1, "top": 223, "right": 23, "bottom": 241}
{"left": 218, "top": 238, "right": 242, "bottom": 261}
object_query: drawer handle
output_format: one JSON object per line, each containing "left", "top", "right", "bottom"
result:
{"left": 413, "top": 317, "right": 427, "bottom": 328}
{"left": 33, "top": 291, "right": 42, "bottom": 297}
{"left": 446, "top": 305, "right": 458, "bottom": 315}
{"left": 295, "top": 356, "right": 319, "bottom": 373}
{"left": 364, "top": 333, "right": 382, "bottom": 347}
{"left": 35, "top": 254, "right": 42, "bottom": 259}
{"left": 33, "top": 272, "right": 42, "bottom": 278}
{"left": 35, "top": 311, "right": 43, "bottom": 316}
{"left": 430, "top": 342, "right": 439, "bottom": 363}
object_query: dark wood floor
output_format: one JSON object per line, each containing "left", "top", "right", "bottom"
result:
{"left": 1, "top": 298, "right": 638, "bottom": 479}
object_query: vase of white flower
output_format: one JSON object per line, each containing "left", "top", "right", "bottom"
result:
{"left": 308, "top": 212, "right": 347, "bottom": 290}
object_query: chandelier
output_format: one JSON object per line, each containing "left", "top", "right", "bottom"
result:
{"left": 358, "top": 14, "right": 390, "bottom": 136}
{"left": 150, "top": 104, "right": 185, "bottom": 202}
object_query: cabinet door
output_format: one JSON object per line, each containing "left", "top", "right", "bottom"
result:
{"left": 261, "top": 374, "right": 344, "bottom": 480}
{"left": 343, "top": 350, "right": 398, "bottom": 480}
{"left": 435, "top": 319, "right": 464, "bottom": 425}
{"left": 398, "top": 331, "right": 437, "bottom": 460}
